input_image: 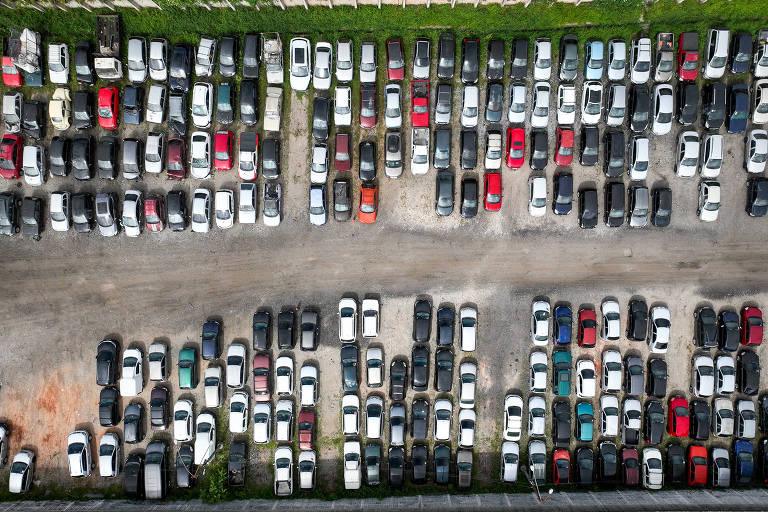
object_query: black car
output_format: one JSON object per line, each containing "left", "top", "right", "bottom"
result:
{"left": 412, "top": 444, "right": 428, "bottom": 484}
{"left": 460, "top": 130, "right": 477, "bottom": 170}
{"left": 695, "top": 306, "right": 718, "bottom": 348}
{"left": 341, "top": 344, "right": 359, "bottom": 392}
{"left": 730, "top": 33, "right": 752, "bottom": 74}
{"left": 333, "top": 178, "right": 351, "bottom": 222}
{"left": 72, "top": 135, "right": 92, "bottom": 181}
{"left": 96, "top": 339, "right": 118, "bottom": 386}
{"left": 98, "top": 388, "right": 120, "bottom": 427}
{"left": 647, "top": 358, "right": 667, "bottom": 398}
{"left": 411, "top": 345, "right": 429, "bottom": 392}
{"left": 242, "top": 34, "right": 261, "bottom": 79}
{"left": 169, "top": 93, "right": 188, "bottom": 136}
{"left": 167, "top": 190, "right": 187, "bottom": 231}
{"left": 727, "top": 83, "right": 749, "bottom": 133}
{"left": 719, "top": 310, "right": 741, "bottom": 351}
{"left": 579, "top": 187, "right": 598, "bottom": 229}
{"left": 413, "top": 300, "right": 432, "bottom": 342}
{"left": 22, "top": 100, "right": 43, "bottom": 140}
{"left": 312, "top": 96, "right": 330, "bottom": 141}
{"left": 690, "top": 399, "right": 711, "bottom": 441}
{"left": 411, "top": 399, "right": 429, "bottom": 440}
{"left": 277, "top": 310, "right": 295, "bottom": 349}
{"left": 626, "top": 299, "right": 648, "bottom": 341}
{"left": 21, "top": 197, "right": 42, "bottom": 238}
{"left": 460, "top": 176, "right": 478, "bottom": 218}
{"left": 434, "top": 348, "right": 453, "bottom": 392}
{"left": 485, "top": 82, "right": 503, "bottom": 123}
{"left": 390, "top": 358, "right": 407, "bottom": 401}
{"left": 122, "top": 86, "right": 143, "bottom": 125}
{"left": 486, "top": 39, "right": 505, "bottom": 80}
{"left": 218, "top": 36, "right": 237, "bottom": 77}
{"left": 747, "top": 178, "right": 768, "bottom": 217}
{"left": 239, "top": 80, "right": 258, "bottom": 126}
{"left": 702, "top": 82, "right": 726, "bottom": 131}
{"left": 252, "top": 311, "right": 271, "bottom": 350}
{"left": 124, "top": 403, "right": 145, "bottom": 444}
{"left": 677, "top": 83, "right": 699, "bottom": 126}
{"left": 604, "top": 181, "right": 625, "bottom": 227}
{"left": 575, "top": 447, "right": 594, "bottom": 485}
{"left": 72, "top": 193, "right": 94, "bottom": 233}
{"left": 580, "top": 126, "right": 599, "bottom": 166}
{"left": 49, "top": 136, "right": 70, "bottom": 177}
{"left": 176, "top": 444, "right": 196, "bottom": 488}
{"left": 228, "top": 441, "right": 246, "bottom": 487}
{"left": 436, "top": 306, "right": 454, "bottom": 346}
{"left": 74, "top": 42, "right": 94, "bottom": 84}
{"left": 461, "top": 37, "right": 479, "bottom": 84}
{"left": 97, "top": 136, "right": 118, "bottom": 180}
{"left": 553, "top": 400, "right": 571, "bottom": 448}
{"left": 358, "top": 140, "right": 376, "bottom": 181}
{"left": 365, "top": 443, "right": 381, "bottom": 486}
{"left": 124, "top": 453, "right": 144, "bottom": 498}
{"left": 599, "top": 441, "right": 618, "bottom": 481}
{"left": 760, "top": 396, "right": 768, "bottom": 434}
{"left": 169, "top": 44, "right": 193, "bottom": 93}
{"left": 150, "top": 386, "right": 169, "bottom": 431}
{"left": 437, "top": 33, "right": 455, "bottom": 80}
{"left": 666, "top": 443, "right": 685, "bottom": 484}
{"left": 553, "top": 173, "right": 573, "bottom": 215}
{"left": 73, "top": 91, "right": 94, "bottom": 130}
{"left": 201, "top": 320, "right": 221, "bottom": 360}
{"left": 559, "top": 35, "right": 579, "bottom": 82}
{"left": 644, "top": 400, "right": 664, "bottom": 445}
{"left": 738, "top": 349, "right": 760, "bottom": 396}
{"left": 435, "top": 170, "right": 454, "bottom": 216}
{"left": 262, "top": 138, "right": 280, "bottom": 179}
{"left": 603, "top": 130, "right": 625, "bottom": 178}
{"left": 510, "top": 38, "right": 528, "bottom": 79}
{"left": 388, "top": 446, "right": 405, "bottom": 488}
{"left": 530, "top": 130, "right": 548, "bottom": 170}
{"left": 651, "top": 187, "right": 672, "bottom": 227}
{"left": 629, "top": 84, "right": 650, "bottom": 132}
{"left": 434, "top": 129, "right": 451, "bottom": 169}
{"left": 216, "top": 83, "right": 234, "bottom": 125}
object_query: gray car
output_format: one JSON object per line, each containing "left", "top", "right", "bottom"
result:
{"left": 435, "top": 83, "right": 452, "bottom": 125}
{"left": 628, "top": 186, "right": 649, "bottom": 228}
{"left": 435, "top": 170, "right": 454, "bottom": 216}
{"left": 218, "top": 36, "right": 237, "bottom": 77}
{"left": 308, "top": 184, "right": 326, "bottom": 226}
{"left": 624, "top": 355, "right": 644, "bottom": 395}
{"left": 434, "top": 129, "right": 451, "bottom": 169}
{"left": 300, "top": 310, "right": 318, "bottom": 351}
{"left": 95, "top": 193, "right": 118, "bottom": 237}
{"left": 559, "top": 35, "right": 579, "bottom": 81}
{"left": 457, "top": 449, "right": 473, "bottom": 489}
{"left": 122, "top": 138, "right": 143, "bottom": 180}
{"left": 411, "top": 399, "right": 429, "bottom": 440}
{"left": 711, "top": 447, "right": 730, "bottom": 487}
{"left": 485, "top": 82, "right": 503, "bottom": 123}
{"left": 412, "top": 38, "right": 430, "bottom": 79}
{"left": 390, "top": 404, "right": 406, "bottom": 446}
{"left": 384, "top": 131, "right": 402, "bottom": 178}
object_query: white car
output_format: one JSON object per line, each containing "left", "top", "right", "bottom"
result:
{"left": 366, "top": 347, "right": 383, "bottom": 387}
{"left": 263, "top": 87, "right": 283, "bottom": 132}
{"left": 189, "top": 132, "right": 211, "bottom": 180}
{"left": 49, "top": 192, "right": 70, "bottom": 232}
{"left": 49, "top": 87, "right": 71, "bottom": 130}
{"left": 275, "top": 399, "right": 293, "bottom": 442}
{"left": 508, "top": 82, "right": 527, "bottom": 124}
{"left": 365, "top": 395, "right": 383, "bottom": 439}
{"left": 147, "top": 343, "right": 167, "bottom": 382}
{"left": 530, "top": 82, "right": 550, "bottom": 128}
{"left": 602, "top": 350, "right": 622, "bottom": 393}
{"left": 229, "top": 391, "right": 249, "bottom": 433}
{"left": 701, "top": 134, "right": 723, "bottom": 178}
{"left": 121, "top": 190, "right": 142, "bottom": 238}
{"left": 359, "top": 41, "right": 377, "bottom": 84}
{"left": 98, "top": 432, "right": 120, "bottom": 478}
{"left": 745, "top": 130, "right": 768, "bottom": 173}
{"left": 239, "top": 183, "right": 257, "bottom": 224}
{"left": 313, "top": 42, "right": 332, "bottom": 90}
{"left": 310, "top": 143, "right": 328, "bottom": 185}
{"left": 225, "top": 343, "right": 246, "bottom": 388}
{"left": 289, "top": 37, "right": 312, "bottom": 91}
{"left": 737, "top": 400, "right": 757, "bottom": 439}
{"left": 342, "top": 394, "right": 360, "bottom": 436}
{"left": 607, "top": 39, "right": 627, "bottom": 81}
{"left": 204, "top": 366, "right": 222, "bottom": 408}
{"left": 716, "top": 355, "right": 736, "bottom": 394}
{"left": 713, "top": 398, "right": 734, "bottom": 437}
{"left": 601, "top": 300, "right": 621, "bottom": 341}
{"left": 343, "top": 441, "right": 362, "bottom": 490}
{"left": 385, "top": 84, "right": 402, "bottom": 129}
{"left": 698, "top": 181, "right": 721, "bottom": 222}
{"left": 410, "top": 127, "right": 430, "bottom": 175}
{"left": 48, "top": 43, "right": 69, "bottom": 84}
{"left": 691, "top": 355, "right": 715, "bottom": 397}
{"left": 630, "top": 37, "right": 651, "bottom": 84}
{"left": 191, "top": 188, "right": 212, "bottom": 233}
{"left": 338, "top": 297, "right": 358, "bottom": 342}
{"left": 503, "top": 394, "right": 524, "bottom": 441}
{"left": 600, "top": 395, "right": 620, "bottom": 436}
{"left": 460, "top": 306, "right": 477, "bottom": 351}
{"left": 3, "top": 91, "right": 22, "bottom": 133}
{"left": 274, "top": 446, "right": 293, "bottom": 496}
{"left": 300, "top": 364, "right": 318, "bottom": 407}
{"left": 529, "top": 351, "right": 547, "bottom": 392}
{"left": 263, "top": 182, "right": 282, "bottom": 227}
{"left": 649, "top": 306, "right": 671, "bottom": 354}
{"left": 413, "top": 38, "right": 430, "bottom": 78}
{"left": 753, "top": 80, "right": 768, "bottom": 124}
{"left": 576, "top": 359, "right": 597, "bottom": 398}
{"left": 146, "top": 85, "right": 166, "bottom": 124}
{"left": 253, "top": 403, "right": 271, "bottom": 444}
{"left": 461, "top": 86, "right": 479, "bottom": 128}
{"left": 651, "top": 84, "right": 674, "bottom": 135}
{"left": 336, "top": 39, "right": 353, "bottom": 83}
{"left": 459, "top": 362, "right": 477, "bottom": 409}
{"left": 194, "top": 413, "right": 216, "bottom": 465}
{"left": 334, "top": 86, "right": 352, "bottom": 126}
{"left": 642, "top": 447, "right": 663, "bottom": 490}
{"left": 628, "top": 135, "right": 649, "bottom": 180}
{"left": 361, "top": 298, "right": 380, "bottom": 338}
{"left": 173, "top": 399, "right": 194, "bottom": 443}
{"left": 144, "top": 132, "right": 164, "bottom": 174}
{"left": 390, "top": 404, "right": 406, "bottom": 445}
{"left": 149, "top": 38, "right": 168, "bottom": 82}
{"left": 458, "top": 409, "right": 476, "bottom": 448}
{"left": 528, "top": 176, "right": 547, "bottom": 217}
{"left": 214, "top": 189, "right": 234, "bottom": 230}
{"left": 275, "top": 356, "right": 294, "bottom": 395}
{"left": 190, "top": 82, "right": 213, "bottom": 128}
{"left": 309, "top": 184, "right": 326, "bottom": 226}
{"left": 500, "top": 442, "right": 519, "bottom": 483}
{"left": 238, "top": 141, "right": 258, "bottom": 182}
{"left": 485, "top": 131, "right": 502, "bottom": 169}
{"left": 530, "top": 301, "right": 550, "bottom": 346}
{"left": 533, "top": 38, "right": 552, "bottom": 80}
{"left": 622, "top": 398, "right": 642, "bottom": 444}
{"left": 581, "top": 81, "right": 603, "bottom": 126}
{"left": 528, "top": 396, "right": 546, "bottom": 437}
{"left": 119, "top": 348, "right": 143, "bottom": 397}
{"left": 8, "top": 450, "right": 34, "bottom": 494}
{"left": 605, "top": 84, "right": 626, "bottom": 126}
{"left": 22, "top": 145, "right": 45, "bottom": 186}
{"left": 557, "top": 84, "right": 577, "bottom": 125}
{"left": 434, "top": 399, "right": 452, "bottom": 441}
{"left": 704, "top": 28, "right": 730, "bottom": 79}
{"left": 298, "top": 450, "right": 316, "bottom": 490}
{"left": 676, "top": 131, "right": 700, "bottom": 177}
{"left": 195, "top": 37, "right": 216, "bottom": 77}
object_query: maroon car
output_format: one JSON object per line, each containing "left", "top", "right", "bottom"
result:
{"left": 621, "top": 448, "right": 639, "bottom": 485}
{"left": 360, "top": 84, "right": 376, "bottom": 129}
{"left": 298, "top": 409, "right": 315, "bottom": 450}
{"left": 252, "top": 354, "right": 271, "bottom": 403}
{"left": 166, "top": 137, "right": 186, "bottom": 179}
{"left": 335, "top": 133, "right": 351, "bottom": 171}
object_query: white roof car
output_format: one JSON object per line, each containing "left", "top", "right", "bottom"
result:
{"left": 313, "top": 42, "right": 332, "bottom": 91}
{"left": 127, "top": 38, "right": 148, "bottom": 83}
{"left": 533, "top": 38, "right": 552, "bottom": 80}
{"left": 98, "top": 432, "right": 120, "bottom": 478}
{"left": 149, "top": 38, "right": 168, "bottom": 82}
{"left": 713, "top": 398, "right": 734, "bottom": 437}
{"left": 361, "top": 299, "right": 380, "bottom": 338}
{"left": 485, "top": 131, "right": 502, "bottom": 169}
{"left": 385, "top": 84, "right": 402, "bottom": 129}
{"left": 649, "top": 306, "right": 671, "bottom": 353}
{"left": 698, "top": 181, "right": 721, "bottom": 222}
{"left": 8, "top": 450, "right": 34, "bottom": 494}
{"left": 300, "top": 364, "right": 318, "bottom": 407}
{"left": 557, "top": 84, "right": 576, "bottom": 125}
{"left": 753, "top": 80, "right": 768, "bottom": 124}
{"left": 716, "top": 355, "right": 736, "bottom": 394}
{"left": 607, "top": 39, "right": 627, "bottom": 81}
{"left": 194, "top": 413, "right": 216, "bottom": 465}
{"left": 602, "top": 350, "right": 623, "bottom": 393}
{"left": 121, "top": 190, "right": 142, "bottom": 238}
{"left": 600, "top": 395, "right": 620, "bottom": 436}
{"left": 530, "top": 82, "right": 550, "bottom": 128}
{"left": 737, "top": 400, "right": 757, "bottom": 439}
{"left": 576, "top": 359, "right": 597, "bottom": 398}
{"left": 390, "top": 404, "right": 406, "bottom": 446}
{"left": 628, "top": 135, "right": 649, "bottom": 180}
{"left": 229, "top": 391, "right": 249, "bottom": 434}
{"left": 274, "top": 446, "right": 293, "bottom": 496}
{"left": 334, "top": 86, "right": 352, "bottom": 126}
{"left": 22, "top": 145, "right": 45, "bottom": 187}
{"left": 146, "top": 85, "right": 166, "bottom": 124}
{"left": 48, "top": 43, "right": 69, "bottom": 84}
{"left": 365, "top": 395, "right": 383, "bottom": 439}
{"left": 503, "top": 394, "right": 524, "bottom": 441}
{"left": 336, "top": 39, "right": 353, "bottom": 83}
{"left": 528, "top": 396, "right": 546, "bottom": 437}
{"left": 458, "top": 409, "right": 476, "bottom": 448}
{"left": 275, "top": 399, "right": 293, "bottom": 442}
{"left": 704, "top": 29, "right": 730, "bottom": 79}
{"left": 252, "top": 403, "right": 271, "bottom": 444}
{"left": 410, "top": 127, "right": 430, "bottom": 175}
{"left": 195, "top": 37, "right": 216, "bottom": 77}
{"left": 622, "top": 398, "right": 642, "bottom": 442}
{"left": 290, "top": 37, "right": 312, "bottom": 91}
{"left": 204, "top": 366, "right": 222, "bottom": 408}
{"left": 275, "top": 356, "right": 294, "bottom": 395}
{"left": 460, "top": 306, "right": 477, "bottom": 351}
{"left": 49, "top": 87, "right": 71, "bottom": 130}
{"left": 630, "top": 37, "right": 652, "bottom": 84}
{"left": 310, "top": 144, "right": 328, "bottom": 184}
{"left": 366, "top": 347, "right": 383, "bottom": 387}
{"left": 144, "top": 132, "right": 164, "bottom": 174}
{"left": 413, "top": 38, "right": 431, "bottom": 78}
{"left": 173, "top": 399, "right": 194, "bottom": 443}
{"left": 49, "top": 191, "right": 70, "bottom": 232}
{"left": 191, "top": 82, "right": 213, "bottom": 128}
{"left": 190, "top": 132, "right": 211, "bottom": 180}
{"left": 343, "top": 441, "right": 362, "bottom": 490}
{"left": 691, "top": 355, "right": 715, "bottom": 397}
{"left": 529, "top": 351, "right": 548, "bottom": 392}
{"left": 338, "top": 297, "right": 358, "bottom": 342}
{"left": 461, "top": 86, "right": 479, "bottom": 128}
{"left": 239, "top": 183, "right": 257, "bottom": 224}
{"left": 701, "top": 134, "right": 723, "bottom": 178}
{"left": 342, "top": 393, "right": 360, "bottom": 436}
{"left": 215, "top": 189, "right": 234, "bottom": 230}
{"left": 676, "top": 131, "right": 700, "bottom": 177}
{"left": 652, "top": 84, "right": 674, "bottom": 135}
{"left": 119, "top": 348, "right": 143, "bottom": 397}
{"left": 263, "top": 86, "right": 283, "bottom": 132}
{"left": 225, "top": 343, "right": 246, "bottom": 389}
{"left": 500, "top": 441, "right": 519, "bottom": 483}
{"left": 263, "top": 182, "right": 282, "bottom": 227}
{"left": 642, "top": 447, "right": 663, "bottom": 490}
{"left": 746, "top": 129, "right": 768, "bottom": 173}
{"left": 601, "top": 300, "right": 621, "bottom": 341}
{"left": 434, "top": 399, "right": 452, "bottom": 441}
{"left": 530, "top": 301, "right": 550, "bottom": 346}
{"left": 606, "top": 84, "right": 626, "bottom": 126}
{"left": 528, "top": 176, "right": 547, "bottom": 217}
{"left": 508, "top": 82, "right": 527, "bottom": 124}
{"left": 298, "top": 450, "right": 316, "bottom": 490}
{"left": 581, "top": 81, "right": 603, "bottom": 126}
{"left": 148, "top": 342, "right": 167, "bottom": 382}
{"left": 359, "top": 41, "right": 377, "bottom": 84}
{"left": 459, "top": 362, "right": 477, "bottom": 409}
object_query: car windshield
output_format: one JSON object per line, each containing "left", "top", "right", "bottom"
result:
{"left": 98, "top": 107, "right": 112, "bottom": 118}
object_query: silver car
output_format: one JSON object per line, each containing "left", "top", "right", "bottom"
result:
{"left": 95, "top": 193, "right": 118, "bottom": 237}
{"left": 309, "top": 184, "right": 326, "bottom": 226}
{"left": 627, "top": 186, "right": 649, "bottom": 228}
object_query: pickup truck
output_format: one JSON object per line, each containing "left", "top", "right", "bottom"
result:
{"left": 411, "top": 80, "right": 429, "bottom": 127}
{"left": 227, "top": 442, "right": 246, "bottom": 487}
{"left": 263, "top": 33, "right": 284, "bottom": 84}
{"left": 95, "top": 15, "right": 122, "bottom": 81}
{"left": 195, "top": 37, "right": 216, "bottom": 77}
{"left": 678, "top": 32, "right": 699, "bottom": 81}
{"left": 755, "top": 29, "right": 768, "bottom": 77}
{"left": 654, "top": 33, "right": 674, "bottom": 82}
{"left": 263, "top": 86, "right": 282, "bottom": 132}
{"left": 411, "top": 127, "right": 430, "bottom": 175}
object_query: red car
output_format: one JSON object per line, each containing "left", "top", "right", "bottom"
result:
{"left": 0, "top": 134, "right": 23, "bottom": 179}
{"left": 505, "top": 127, "right": 525, "bottom": 169}
{"left": 252, "top": 354, "right": 271, "bottom": 403}
{"left": 97, "top": 86, "right": 119, "bottom": 130}
{"left": 668, "top": 397, "right": 690, "bottom": 437}
{"left": 1, "top": 55, "right": 21, "bottom": 87}
{"left": 298, "top": 409, "right": 315, "bottom": 450}
{"left": 335, "top": 133, "right": 351, "bottom": 171}
{"left": 578, "top": 308, "right": 597, "bottom": 347}
{"left": 411, "top": 80, "right": 429, "bottom": 128}
{"left": 360, "top": 85, "right": 376, "bottom": 129}
{"left": 358, "top": 182, "right": 378, "bottom": 224}
{"left": 552, "top": 449, "right": 570, "bottom": 484}
{"left": 621, "top": 448, "right": 639, "bottom": 485}
{"left": 554, "top": 126, "right": 575, "bottom": 166}
{"left": 484, "top": 172, "right": 501, "bottom": 211}
{"left": 386, "top": 38, "right": 405, "bottom": 80}
{"left": 741, "top": 306, "right": 763, "bottom": 346}
{"left": 678, "top": 32, "right": 699, "bottom": 82}
{"left": 166, "top": 137, "right": 186, "bottom": 179}
{"left": 687, "top": 445, "right": 708, "bottom": 486}
{"left": 213, "top": 130, "right": 234, "bottom": 171}
{"left": 144, "top": 195, "right": 165, "bottom": 232}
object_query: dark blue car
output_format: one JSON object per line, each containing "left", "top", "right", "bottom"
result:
{"left": 554, "top": 305, "right": 572, "bottom": 345}
{"left": 735, "top": 439, "right": 754, "bottom": 485}
{"left": 201, "top": 320, "right": 221, "bottom": 361}
{"left": 727, "top": 84, "right": 749, "bottom": 133}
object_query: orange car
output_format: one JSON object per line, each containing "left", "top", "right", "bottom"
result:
{"left": 359, "top": 182, "right": 378, "bottom": 223}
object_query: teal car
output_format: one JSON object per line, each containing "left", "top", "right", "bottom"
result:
{"left": 178, "top": 348, "right": 198, "bottom": 389}
{"left": 575, "top": 402, "right": 594, "bottom": 442}
{"left": 552, "top": 350, "right": 572, "bottom": 396}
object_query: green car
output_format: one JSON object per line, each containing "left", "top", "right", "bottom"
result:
{"left": 552, "top": 350, "right": 572, "bottom": 396}
{"left": 178, "top": 348, "right": 198, "bottom": 389}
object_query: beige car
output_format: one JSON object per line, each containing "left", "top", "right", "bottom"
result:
{"left": 49, "top": 88, "right": 71, "bottom": 131}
